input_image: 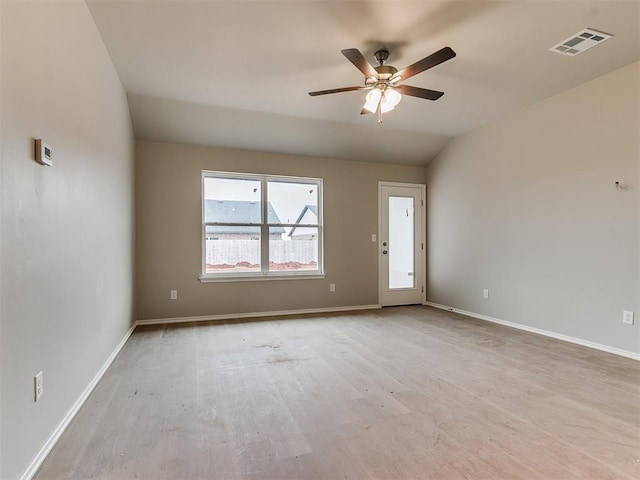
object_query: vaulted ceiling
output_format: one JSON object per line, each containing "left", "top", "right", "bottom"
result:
{"left": 86, "top": 0, "right": 640, "bottom": 166}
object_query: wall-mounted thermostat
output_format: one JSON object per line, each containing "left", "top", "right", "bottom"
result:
{"left": 35, "top": 139, "right": 53, "bottom": 166}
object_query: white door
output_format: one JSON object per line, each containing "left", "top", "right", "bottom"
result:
{"left": 379, "top": 182, "right": 425, "bottom": 306}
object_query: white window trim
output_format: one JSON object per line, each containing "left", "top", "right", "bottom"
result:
{"left": 200, "top": 170, "right": 324, "bottom": 282}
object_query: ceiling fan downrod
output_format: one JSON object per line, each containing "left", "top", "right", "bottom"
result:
{"left": 374, "top": 49, "right": 389, "bottom": 66}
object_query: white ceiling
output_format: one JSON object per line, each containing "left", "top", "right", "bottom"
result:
{"left": 86, "top": 0, "right": 640, "bottom": 166}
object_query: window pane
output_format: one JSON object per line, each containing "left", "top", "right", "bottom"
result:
{"left": 267, "top": 180, "right": 318, "bottom": 229}
{"left": 269, "top": 227, "right": 318, "bottom": 272}
{"left": 205, "top": 225, "right": 260, "bottom": 274}
{"left": 388, "top": 196, "right": 414, "bottom": 289}
{"left": 204, "top": 177, "right": 261, "bottom": 224}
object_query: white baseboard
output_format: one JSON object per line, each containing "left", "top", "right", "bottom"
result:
{"left": 425, "top": 302, "right": 640, "bottom": 361}
{"left": 136, "top": 304, "right": 381, "bottom": 326}
{"left": 19, "top": 323, "right": 137, "bottom": 480}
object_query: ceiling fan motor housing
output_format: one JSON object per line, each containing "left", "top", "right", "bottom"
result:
{"left": 366, "top": 65, "right": 399, "bottom": 89}
{"left": 374, "top": 65, "right": 398, "bottom": 79}
{"left": 371, "top": 50, "right": 397, "bottom": 83}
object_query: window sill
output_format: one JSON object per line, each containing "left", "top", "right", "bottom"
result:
{"left": 199, "top": 273, "right": 326, "bottom": 283}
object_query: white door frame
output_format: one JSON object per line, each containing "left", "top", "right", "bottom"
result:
{"left": 378, "top": 181, "right": 426, "bottom": 307}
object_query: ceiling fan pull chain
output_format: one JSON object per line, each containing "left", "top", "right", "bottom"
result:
{"left": 377, "top": 90, "right": 387, "bottom": 124}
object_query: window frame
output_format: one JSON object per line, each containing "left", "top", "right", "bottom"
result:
{"left": 200, "top": 170, "right": 325, "bottom": 282}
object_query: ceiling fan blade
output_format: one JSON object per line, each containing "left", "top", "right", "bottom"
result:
{"left": 391, "top": 47, "right": 456, "bottom": 82}
{"left": 308, "top": 86, "right": 366, "bottom": 96}
{"left": 396, "top": 85, "right": 445, "bottom": 101}
{"left": 341, "top": 48, "right": 378, "bottom": 79}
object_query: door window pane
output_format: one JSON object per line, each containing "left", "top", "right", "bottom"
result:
{"left": 388, "top": 196, "right": 414, "bottom": 289}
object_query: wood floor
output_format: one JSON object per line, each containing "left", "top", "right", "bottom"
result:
{"left": 35, "top": 306, "right": 639, "bottom": 479}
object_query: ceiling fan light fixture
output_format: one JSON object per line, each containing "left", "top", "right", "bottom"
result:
{"left": 363, "top": 88, "right": 382, "bottom": 113}
{"left": 379, "top": 95, "right": 396, "bottom": 114}
{"left": 385, "top": 88, "right": 402, "bottom": 108}
{"left": 363, "top": 88, "right": 402, "bottom": 114}
{"left": 380, "top": 103, "right": 395, "bottom": 114}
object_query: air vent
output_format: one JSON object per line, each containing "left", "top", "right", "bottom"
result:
{"left": 549, "top": 28, "right": 612, "bottom": 56}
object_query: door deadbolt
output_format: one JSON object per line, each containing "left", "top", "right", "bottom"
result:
{"left": 382, "top": 250, "right": 388, "bottom": 255}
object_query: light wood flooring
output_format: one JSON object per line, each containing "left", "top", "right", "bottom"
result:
{"left": 35, "top": 306, "right": 640, "bottom": 479}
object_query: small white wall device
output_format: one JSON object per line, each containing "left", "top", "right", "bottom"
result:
{"left": 35, "top": 139, "right": 53, "bottom": 166}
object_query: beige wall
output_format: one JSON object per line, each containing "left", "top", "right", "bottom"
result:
{"left": 425, "top": 62, "right": 640, "bottom": 355}
{"left": 136, "top": 141, "right": 426, "bottom": 320}
{"left": 0, "top": 1, "right": 135, "bottom": 478}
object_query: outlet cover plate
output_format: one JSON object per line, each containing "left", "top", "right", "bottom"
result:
{"left": 34, "top": 371, "right": 43, "bottom": 402}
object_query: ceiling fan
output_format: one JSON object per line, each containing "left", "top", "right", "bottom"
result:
{"left": 309, "top": 46, "right": 456, "bottom": 124}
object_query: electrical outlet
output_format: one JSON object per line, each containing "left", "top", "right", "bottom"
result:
{"left": 483, "top": 289, "right": 489, "bottom": 299}
{"left": 34, "top": 371, "right": 43, "bottom": 402}
{"left": 329, "top": 283, "right": 336, "bottom": 292}
{"left": 170, "top": 290, "right": 177, "bottom": 300}
{"left": 623, "top": 311, "right": 634, "bottom": 325}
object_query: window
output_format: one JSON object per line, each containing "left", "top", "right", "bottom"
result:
{"left": 201, "top": 171, "right": 323, "bottom": 280}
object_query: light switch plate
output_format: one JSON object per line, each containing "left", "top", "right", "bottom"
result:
{"left": 623, "top": 311, "right": 634, "bottom": 325}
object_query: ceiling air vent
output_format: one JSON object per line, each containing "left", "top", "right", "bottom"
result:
{"left": 549, "top": 28, "right": 612, "bottom": 56}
